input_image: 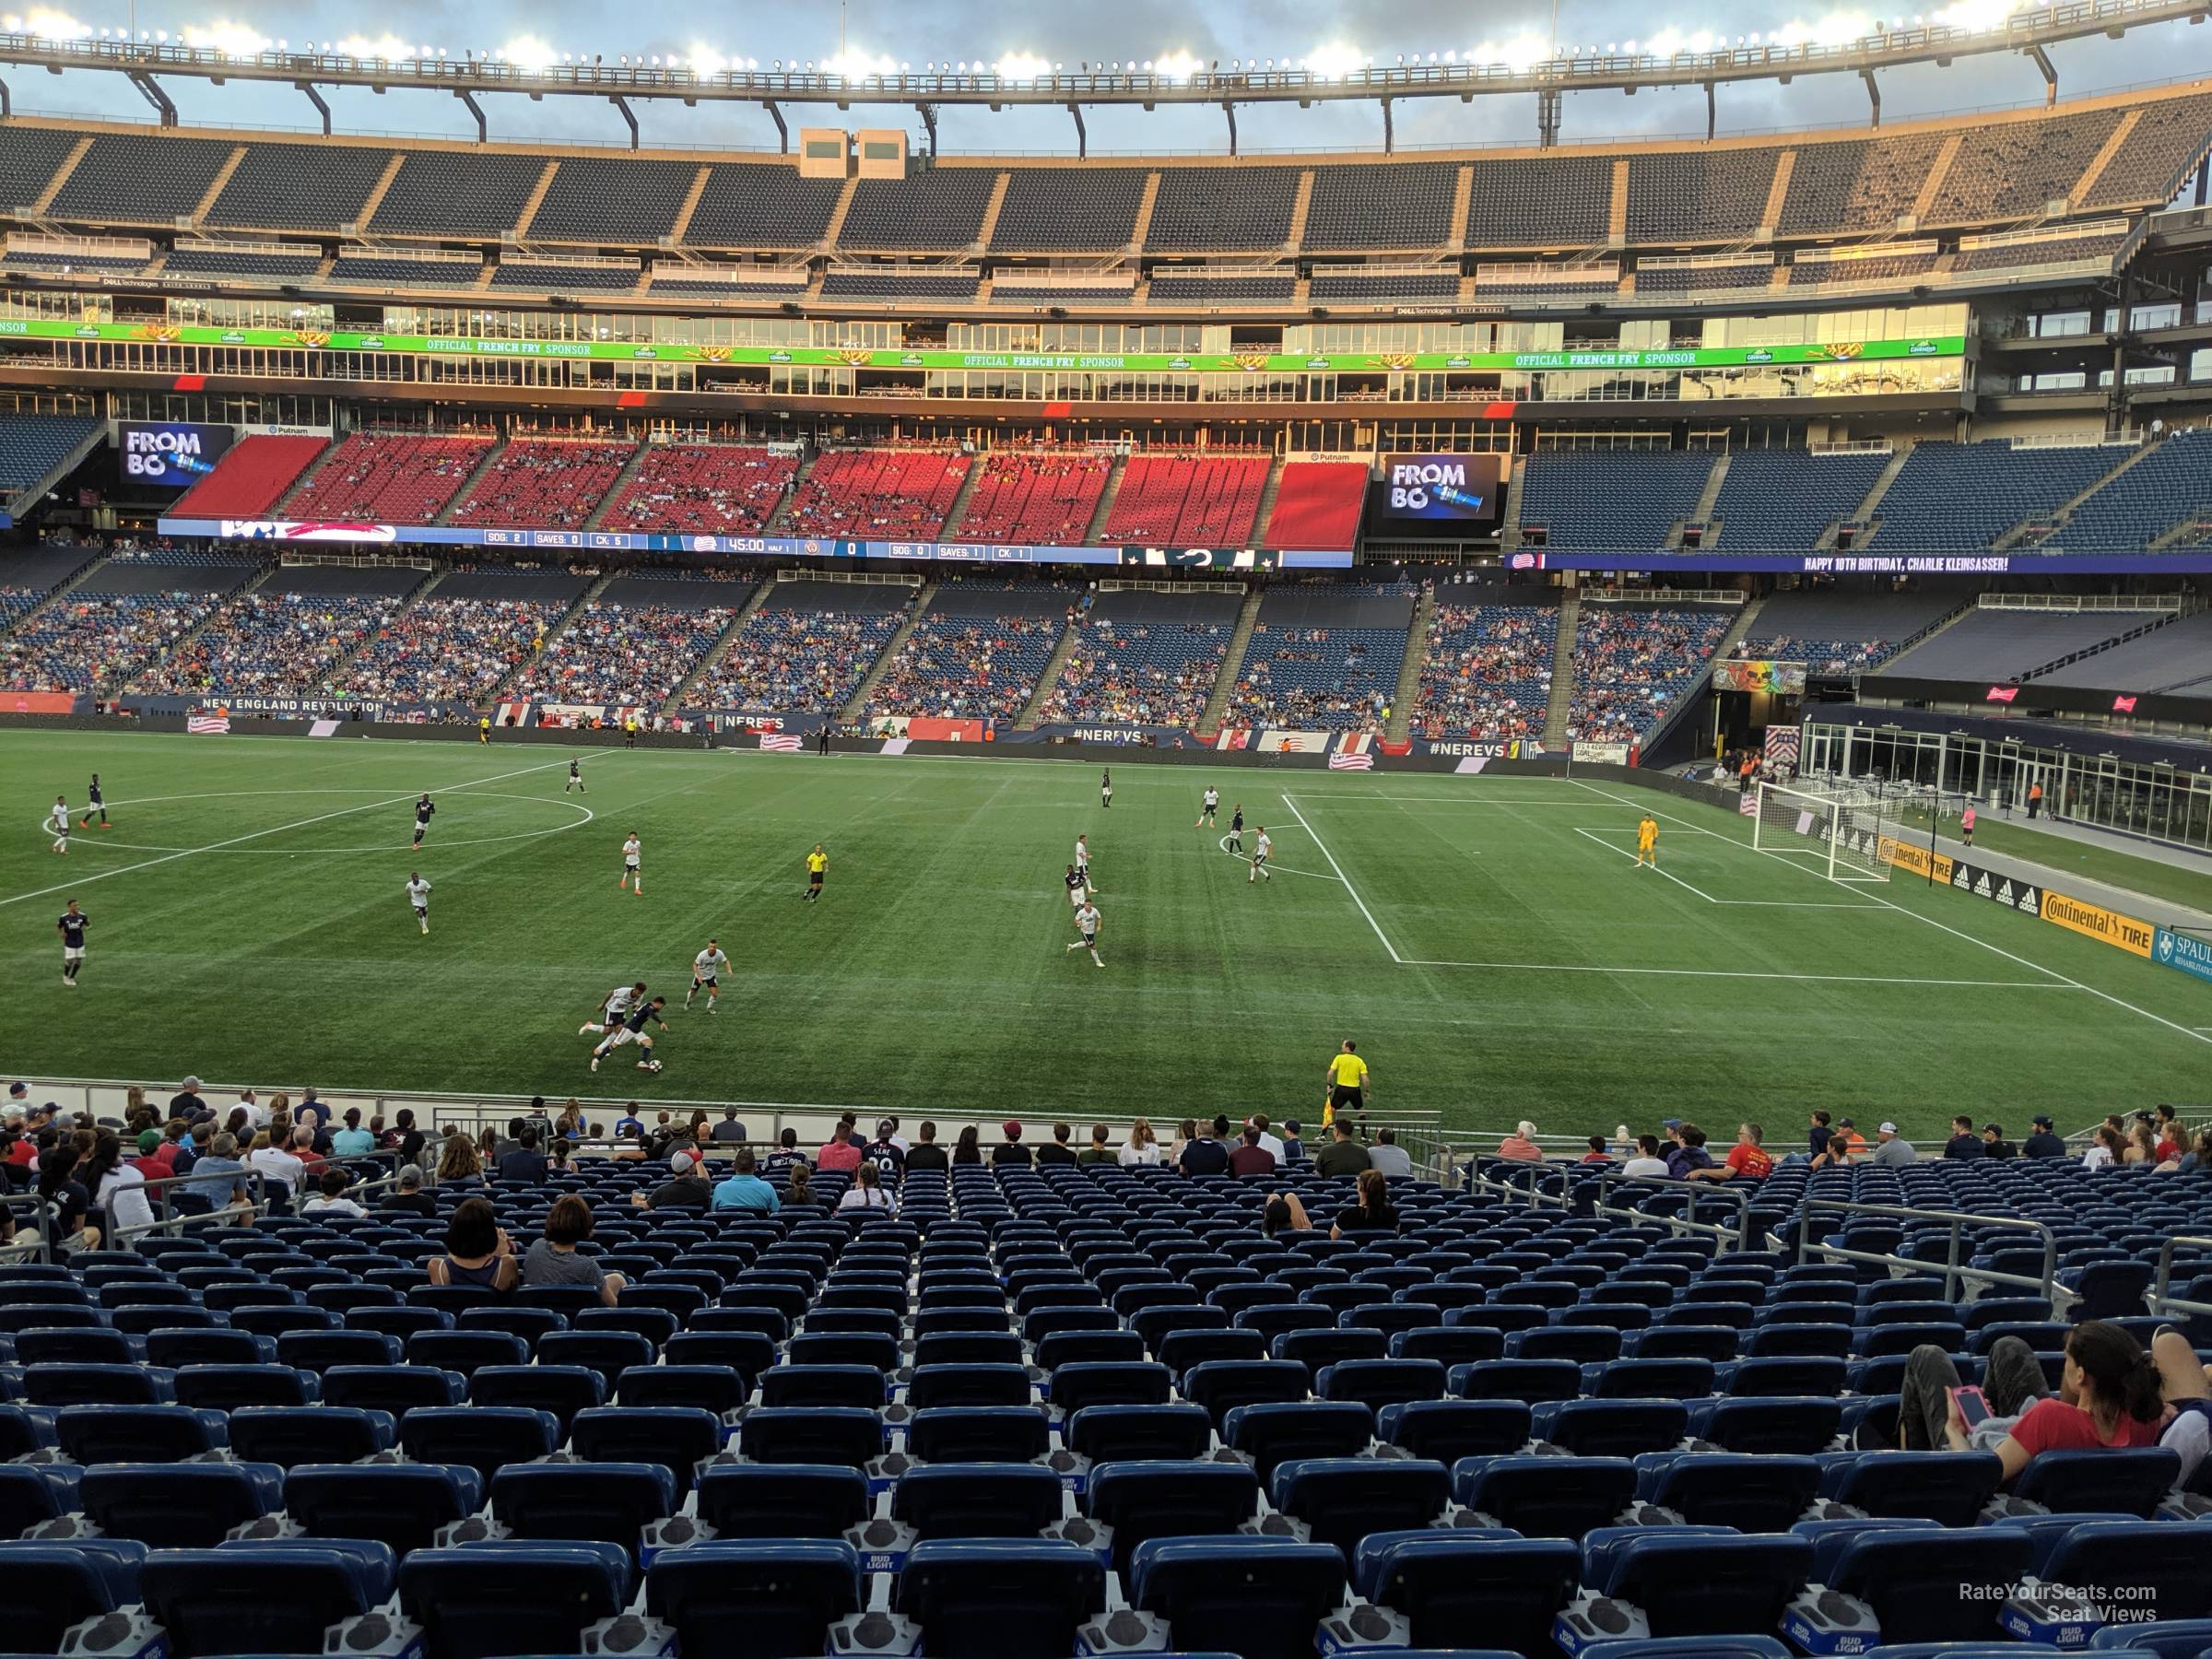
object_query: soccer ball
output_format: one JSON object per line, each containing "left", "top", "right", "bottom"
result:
{"left": 639, "top": 1059, "right": 664, "bottom": 1073}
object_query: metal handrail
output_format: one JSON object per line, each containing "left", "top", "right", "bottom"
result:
{"left": 2149, "top": 1234, "right": 2212, "bottom": 1325}
{"left": 1595, "top": 1170, "right": 1756, "bottom": 1253}
{"left": 1465, "top": 1162, "right": 1571, "bottom": 1208}
{"left": 1, "top": 1192, "right": 50, "bottom": 1262}
{"left": 1794, "top": 1197, "right": 2057, "bottom": 1302}
{"left": 100, "top": 1163, "right": 274, "bottom": 1243}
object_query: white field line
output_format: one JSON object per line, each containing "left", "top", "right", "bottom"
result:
{"left": 1572, "top": 827, "right": 1879, "bottom": 909}
{"left": 1278, "top": 793, "right": 1403, "bottom": 964}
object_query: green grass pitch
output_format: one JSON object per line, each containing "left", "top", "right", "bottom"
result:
{"left": 4, "top": 727, "right": 2204, "bottom": 1143}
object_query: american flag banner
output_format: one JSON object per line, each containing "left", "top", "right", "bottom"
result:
{"left": 1766, "top": 726, "right": 1802, "bottom": 767}
{"left": 1328, "top": 752, "right": 1376, "bottom": 771}
{"left": 1739, "top": 791, "right": 1759, "bottom": 817}
{"left": 186, "top": 715, "right": 230, "bottom": 735}
{"left": 759, "top": 734, "right": 805, "bottom": 752}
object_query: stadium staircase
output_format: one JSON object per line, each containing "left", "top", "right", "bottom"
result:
{"left": 1196, "top": 588, "right": 1265, "bottom": 738}
{"left": 667, "top": 166, "right": 714, "bottom": 242}
{"left": 483, "top": 571, "right": 615, "bottom": 708}
{"left": 1249, "top": 458, "right": 1287, "bottom": 547}
{"left": 1676, "top": 455, "right": 1731, "bottom": 548}
{"left": 657, "top": 576, "right": 777, "bottom": 719}
{"left": 313, "top": 565, "right": 445, "bottom": 692}
{"left": 1015, "top": 617, "right": 1086, "bottom": 730}
{"left": 117, "top": 562, "right": 275, "bottom": 694}
{"left": 937, "top": 455, "right": 991, "bottom": 540}
{"left": 1835, "top": 448, "right": 1912, "bottom": 549}
{"left": 29, "top": 136, "right": 90, "bottom": 216}
{"left": 974, "top": 174, "right": 1011, "bottom": 250}
{"left": 1127, "top": 172, "right": 1161, "bottom": 250}
{"left": 269, "top": 441, "right": 338, "bottom": 518}
{"left": 0, "top": 546, "right": 103, "bottom": 641}
{"left": 582, "top": 445, "right": 661, "bottom": 533}
{"left": 356, "top": 154, "right": 407, "bottom": 226}
{"left": 2002, "top": 437, "right": 2164, "bottom": 549}
{"left": 2020, "top": 596, "right": 2203, "bottom": 682}
{"left": 433, "top": 443, "right": 512, "bottom": 527}
{"left": 819, "top": 177, "right": 861, "bottom": 250}
{"left": 191, "top": 147, "right": 249, "bottom": 223}
{"left": 1384, "top": 584, "right": 1434, "bottom": 744}
{"left": 1081, "top": 453, "right": 1132, "bottom": 545}
{"left": 511, "top": 162, "right": 560, "bottom": 240}
{"left": 4, "top": 422, "right": 108, "bottom": 524}
{"left": 839, "top": 581, "right": 936, "bottom": 722}
{"left": 766, "top": 453, "right": 822, "bottom": 533}
{"left": 1540, "top": 589, "right": 1582, "bottom": 747}
{"left": 1284, "top": 171, "right": 1314, "bottom": 253}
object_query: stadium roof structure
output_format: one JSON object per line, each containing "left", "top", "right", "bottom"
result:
{"left": 0, "top": 0, "right": 2206, "bottom": 153}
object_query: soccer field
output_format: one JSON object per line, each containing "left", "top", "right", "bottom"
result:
{"left": 4, "top": 727, "right": 2204, "bottom": 1141}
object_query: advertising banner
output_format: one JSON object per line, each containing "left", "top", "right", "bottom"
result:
{"left": 2040, "top": 890, "right": 2155, "bottom": 958}
{"left": 2153, "top": 927, "right": 2212, "bottom": 986}
{"left": 1378, "top": 453, "right": 1505, "bottom": 527}
{"left": 1571, "top": 741, "right": 1631, "bottom": 764}
{"left": 1507, "top": 548, "right": 2212, "bottom": 576}
{"left": 1418, "top": 737, "right": 1546, "bottom": 759}
{"left": 1712, "top": 660, "right": 1807, "bottom": 695}
{"left": 2, "top": 690, "right": 79, "bottom": 715}
{"left": 118, "top": 419, "right": 233, "bottom": 490}
{"left": 1018, "top": 724, "right": 1207, "bottom": 747}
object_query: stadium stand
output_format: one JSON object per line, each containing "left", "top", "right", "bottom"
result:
{"left": 1464, "top": 154, "right": 1611, "bottom": 247}
{"left": 1775, "top": 132, "right": 1947, "bottom": 236}
{"left": 1870, "top": 441, "right": 2129, "bottom": 553}
{"left": 1304, "top": 162, "right": 1459, "bottom": 251}
{"left": 1632, "top": 258, "right": 1776, "bottom": 297}
{"left": 0, "top": 126, "right": 87, "bottom": 212}
{"left": 1881, "top": 606, "right": 2144, "bottom": 682}
{"left": 1413, "top": 592, "right": 1559, "bottom": 739}
{"left": 284, "top": 434, "right": 498, "bottom": 527}
{"left": 1, "top": 548, "right": 258, "bottom": 691}
{"left": 161, "top": 244, "right": 322, "bottom": 279}
{"left": 488, "top": 261, "right": 642, "bottom": 296}
{"left": 819, "top": 271, "right": 982, "bottom": 301}
{"left": 448, "top": 441, "right": 639, "bottom": 532}
{"left": 367, "top": 151, "right": 548, "bottom": 238}
{"left": 1625, "top": 150, "right": 1778, "bottom": 243}
{"left": 1709, "top": 450, "right": 1890, "bottom": 553}
{"left": 1146, "top": 272, "right": 1298, "bottom": 304}
{"left": 603, "top": 444, "right": 798, "bottom": 535}
{"left": 1262, "top": 463, "right": 1369, "bottom": 551}
{"left": 3, "top": 243, "right": 147, "bottom": 275}
{"left": 1515, "top": 451, "right": 1719, "bottom": 552}
{"left": 648, "top": 275, "right": 811, "bottom": 301}
{"left": 988, "top": 283, "right": 1137, "bottom": 307}
{"left": 129, "top": 565, "right": 427, "bottom": 696}
{"left": 1785, "top": 248, "right": 1942, "bottom": 288}
{"left": 990, "top": 169, "right": 1149, "bottom": 251}
{"left": 684, "top": 164, "right": 846, "bottom": 249}
{"left": 689, "top": 580, "right": 914, "bottom": 713}
{"left": 328, "top": 252, "right": 483, "bottom": 288}
{"left": 338, "top": 569, "right": 587, "bottom": 704}
{"left": 951, "top": 453, "right": 1111, "bottom": 547}
{"left": 839, "top": 171, "right": 1000, "bottom": 251}
{"left": 1568, "top": 603, "right": 1735, "bottom": 742}
{"left": 2045, "top": 431, "right": 2212, "bottom": 552}
{"left": 2085, "top": 88, "right": 2212, "bottom": 206}
{"left": 1099, "top": 455, "right": 1271, "bottom": 547}
{"left": 1228, "top": 584, "right": 1415, "bottom": 731}
{"left": 48, "top": 135, "right": 233, "bottom": 224}
{"left": 1032, "top": 588, "right": 1240, "bottom": 728}
{"left": 784, "top": 450, "right": 974, "bottom": 541}
{"left": 1925, "top": 107, "right": 2125, "bottom": 225}
{"left": 527, "top": 157, "right": 698, "bottom": 244}
{"left": 171, "top": 435, "right": 332, "bottom": 521}
{"left": 0, "top": 414, "right": 101, "bottom": 497}
{"left": 864, "top": 582, "right": 1071, "bottom": 721}
{"left": 2036, "top": 609, "right": 2212, "bottom": 691}
{"left": 1308, "top": 270, "right": 1460, "bottom": 301}
{"left": 506, "top": 581, "right": 749, "bottom": 711}
{"left": 204, "top": 142, "right": 394, "bottom": 231}
{"left": 1731, "top": 590, "right": 1961, "bottom": 676}
{"left": 1951, "top": 229, "right": 2127, "bottom": 274}
{"left": 0, "top": 546, "right": 97, "bottom": 637}
{"left": 1145, "top": 168, "right": 1302, "bottom": 251}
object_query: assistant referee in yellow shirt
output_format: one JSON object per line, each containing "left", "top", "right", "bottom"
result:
{"left": 1324, "top": 1040, "right": 1371, "bottom": 1131}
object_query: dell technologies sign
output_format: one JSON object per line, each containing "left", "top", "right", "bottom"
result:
{"left": 119, "top": 420, "right": 234, "bottom": 491}
{"left": 1380, "top": 453, "right": 1504, "bottom": 528}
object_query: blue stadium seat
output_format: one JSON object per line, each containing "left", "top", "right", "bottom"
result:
{"left": 0, "top": 1464, "right": 82, "bottom": 1536}
{"left": 228, "top": 1405, "right": 394, "bottom": 1466}
{"left": 1126, "top": 1536, "right": 1347, "bottom": 1659}
{"left": 24, "top": 1362, "right": 171, "bottom": 1406}
{"left": 1085, "top": 1461, "right": 1263, "bottom": 1574}
{"left": 1452, "top": 1359, "right": 1584, "bottom": 1403}
{"left": 648, "top": 1540, "right": 863, "bottom": 1659}
{"left": 1534, "top": 1399, "right": 1690, "bottom": 1458}
{"left": 570, "top": 1406, "right": 721, "bottom": 1493}
{"left": 138, "top": 1540, "right": 394, "bottom": 1656}
{"left": 1569, "top": 1529, "right": 1813, "bottom": 1642}
{"left": 277, "top": 1464, "right": 484, "bottom": 1557}
{"left": 1822, "top": 1451, "right": 2005, "bottom": 1525}
{"left": 486, "top": 1462, "right": 676, "bottom": 1549}
{"left": 1789, "top": 1523, "right": 2030, "bottom": 1645}
{"left": 396, "top": 1406, "right": 561, "bottom": 1478}
{"left": 171, "top": 1362, "right": 317, "bottom": 1411}
{"left": 1633, "top": 1453, "right": 1822, "bottom": 1532}
{"left": 2035, "top": 1519, "right": 2212, "bottom": 1624}
{"left": 143, "top": 1327, "right": 269, "bottom": 1368}
{"left": 0, "top": 1538, "right": 146, "bottom": 1652}
{"left": 1223, "top": 1401, "right": 1374, "bottom": 1480}
{"left": 613, "top": 1363, "right": 747, "bottom": 1416}
{"left": 761, "top": 1365, "right": 888, "bottom": 1411}
{"left": 1377, "top": 1399, "right": 1533, "bottom": 1463}
{"left": 2012, "top": 1449, "right": 2181, "bottom": 1517}
{"left": 398, "top": 1542, "right": 631, "bottom": 1659}
{"left": 467, "top": 1363, "right": 606, "bottom": 1429}
{"left": 2088, "top": 1618, "right": 2212, "bottom": 1659}
{"left": 54, "top": 1403, "right": 224, "bottom": 1464}
{"left": 1271, "top": 1457, "right": 1451, "bottom": 1549}
{"left": 1345, "top": 1530, "right": 1579, "bottom": 1654}
{"left": 322, "top": 1363, "right": 467, "bottom": 1414}
{"left": 1064, "top": 1403, "right": 1216, "bottom": 1465}
{"left": 904, "top": 1406, "right": 1050, "bottom": 1465}
{"left": 889, "top": 1463, "right": 1065, "bottom": 1540}
{"left": 1048, "top": 1360, "right": 1175, "bottom": 1415}
{"left": 1183, "top": 1359, "right": 1312, "bottom": 1426}
{"left": 891, "top": 1539, "right": 1106, "bottom": 1659}
{"left": 407, "top": 1330, "right": 532, "bottom": 1377}
{"left": 1452, "top": 1454, "right": 1639, "bottom": 1537}
{"left": 1581, "top": 1641, "right": 1794, "bottom": 1659}
{"left": 691, "top": 1463, "right": 872, "bottom": 1540}
{"left": 71, "top": 1462, "right": 283, "bottom": 1547}
{"left": 1584, "top": 1359, "right": 1717, "bottom": 1401}
{"left": 12, "top": 1326, "right": 134, "bottom": 1366}
{"left": 1687, "top": 1395, "right": 1841, "bottom": 1455}
{"left": 1313, "top": 1359, "right": 1449, "bottom": 1411}
{"left": 738, "top": 1406, "right": 884, "bottom": 1468}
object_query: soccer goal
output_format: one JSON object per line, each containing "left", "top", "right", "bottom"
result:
{"left": 1750, "top": 779, "right": 1900, "bottom": 883}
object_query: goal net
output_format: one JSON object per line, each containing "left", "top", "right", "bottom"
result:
{"left": 1750, "top": 779, "right": 1898, "bottom": 883}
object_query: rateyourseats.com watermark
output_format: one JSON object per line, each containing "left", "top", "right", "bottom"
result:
{"left": 1962, "top": 1582, "right": 2161, "bottom": 1622}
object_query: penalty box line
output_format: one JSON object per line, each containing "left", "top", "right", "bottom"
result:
{"left": 0, "top": 752, "right": 614, "bottom": 912}
{"left": 1571, "top": 827, "right": 1883, "bottom": 910}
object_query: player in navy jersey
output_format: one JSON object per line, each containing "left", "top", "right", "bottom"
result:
{"left": 591, "top": 996, "right": 668, "bottom": 1073}
{"left": 1064, "top": 865, "right": 1088, "bottom": 909}
{"left": 565, "top": 759, "right": 585, "bottom": 794}
{"left": 79, "top": 775, "right": 109, "bottom": 830}
{"left": 411, "top": 794, "right": 435, "bottom": 849}
{"left": 1228, "top": 805, "right": 1245, "bottom": 853}
{"left": 56, "top": 900, "right": 87, "bottom": 987}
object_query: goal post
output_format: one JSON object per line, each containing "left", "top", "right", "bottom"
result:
{"left": 1750, "top": 779, "right": 1897, "bottom": 883}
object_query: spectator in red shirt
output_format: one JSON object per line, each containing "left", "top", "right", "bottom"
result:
{"left": 1579, "top": 1136, "right": 1615, "bottom": 1166}
{"left": 1688, "top": 1122, "right": 1772, "bottom": 1182}
{"left": 1227, "top": 1127, "right": 1277, "bottom": 1179}
{"left": 1900, "top": 1321, "right": 2166, "bottom": 1482}
{"left": 816, "top": 1120, "right": 865, "bottom": 1175}
{"left": 1495, "top": 1121, "right": 1543, "bottom": 1162}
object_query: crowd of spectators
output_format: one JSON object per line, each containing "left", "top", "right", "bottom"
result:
{"left": 606, "top": 444, "right": 798, "bottom": 535}
{"left": 1413, "top": 602, "right": 1555, "bottom": 739}
{"left": 449, "top": 441, "right": 638, "bottom": 532}
{"left": 340, "top": 595, "right": 571, "bottom": 703}
{"left": 3, "top": 591, "right": 236, "bottom": 693}
{"left": 1568, "top": 606, "right": 1734, "bottom": 744}
{"left": 130, "top": 589, "right": 411, "bottom": 697}
{"left": 1032, "top": 618, "right": 1229, "bottom": 727}
{"left": 1226, "top": 629, "right": 1395, "bottom": 731}
{"left": 1734, "top": 633, "right": 1897, "bottom": 675}
{"left": 506, "top": 602, "right": 740, "bottom": 710}
{"left": 865, "top": 612, "right": 1062, "bottom": 722}
{"left": 690, "top": 603, "right": 911, "bottom": 713}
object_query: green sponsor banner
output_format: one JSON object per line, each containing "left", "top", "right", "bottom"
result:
{"left": 0, "top": 317, "right": 1965, "bottom": 373}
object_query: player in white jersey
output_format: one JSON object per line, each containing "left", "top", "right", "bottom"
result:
{"left": 1195, "top": 787, "right": 1219, "bottom": 829}
{"left": 1066, "top": 900, "right": 1103, "bottom": 968}
{"left": 581, "top": 981, "right": 649, "bottom": 1037}
{"left": 406, "top": 872, "right": 432, "bottom": 935}
{"left": 687, "top": 939, "right": 730, "bottom": 1012}
{"left": 1074, "top": 834, "right": 1093, "bottom": 895}
{"left": 47, "top": 797, "right": 69, "bottom": 854}
{"left": 619, "top": 832, "right": 642, "bottom": 896}
{"left": 1249, "top": 829, "right": 1273, "bottom": 884}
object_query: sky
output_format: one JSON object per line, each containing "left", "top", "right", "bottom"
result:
{"left": 10, "top": 0, "right": 2205, "bottom": 155}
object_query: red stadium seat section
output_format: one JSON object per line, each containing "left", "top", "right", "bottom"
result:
{"left": 450, "top": 440, "right": 638, "bottom": 532}
{"left": 951, "top": 453, "right": 1110, "bottom": 547}
{"left": 605, "top": 445, "right": 798, "bottom": 535}
{"left": 1099, "top": 455, "right": 1271, "bottom": 547}
{"left": 171, "top": 435, "right": 330, "bottom": 521}
{"left": 783, "top": 449, "right": 973, "bottom": 540}
{"left": 284, "top": 433, "right": 496, "bottom": 526}
{"left": 1262, "top": 463, "right": 1368, "bottom": 550}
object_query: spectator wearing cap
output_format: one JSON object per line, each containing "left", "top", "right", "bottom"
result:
{"left": 1495, "top": 1121, "right": 1543, "bottom": 1162}
{"left": 817, "top": 1121, "right": 864, "bottom": 1174}
{"left": 1367, "top": 1127, "right": 1416, "bottom": 1180}
{"left": 711, "top": 1107, "right": 748, "bottom": 1145}
{"left": 1179, "top": 1115, "right": 1232, "bottom": 1178}
{"left": 992, "top": 1120, "right": 1032, "bottom": 1168}
{"left": 1871, "top": 1122, "right": 1917, "bottom": 1166}
{"left": 639, "top": 1151, "right": 712, "bottom": 1210}
{"left": 168, "top": 1077, "right": 208, "bottom": 1121}
{"left": 711, "top": 1147, "right": 781, "bottom": 1213}
{"left": 1943, "top": 1115, "right": 1984, "bottom": 1159}
{"left": 1035, "top": 1123, "right": 1079, "bottom": 1166}
{"left": 381, "top": 1165, "right": 437, "bottom": 1218}
{"left": 1982, "top": 1123, "right": 2017, "bottom": 1159}
{"left": 1227, "top": 1126, "right": 1276, "bottom": 1179}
